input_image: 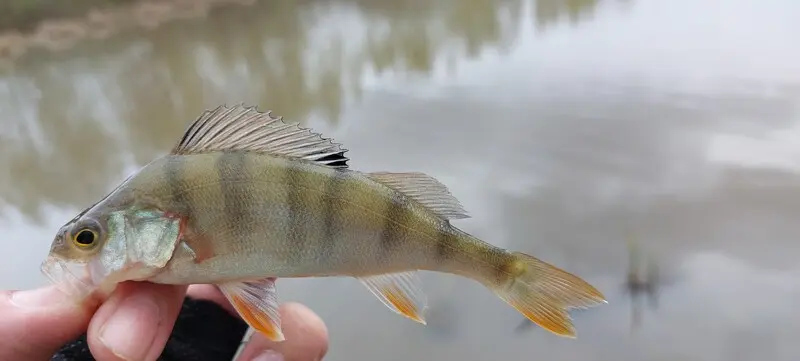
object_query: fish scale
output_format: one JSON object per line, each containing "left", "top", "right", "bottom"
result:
{"left": 42, "top": 103, "right": 607, "bottom": 345}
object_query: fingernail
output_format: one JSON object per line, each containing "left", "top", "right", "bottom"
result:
{"left": 253, "top": 350, "right": 284, "bottom": 361}
{"left": 99, "top": 293, "right": 161, "bottom": 360}
{"left": 10, "top": 285, "right": 68, "bottom": 308}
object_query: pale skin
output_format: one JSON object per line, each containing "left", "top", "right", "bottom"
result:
{"left": 0, "top": 282, "right": 328, "bottom": 361}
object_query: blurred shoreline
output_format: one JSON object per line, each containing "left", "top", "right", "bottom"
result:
{"left": 0, "top": 0, "right": 257, "bottom": 63}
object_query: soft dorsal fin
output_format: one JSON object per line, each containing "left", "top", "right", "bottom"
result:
{"left": 172, "top": 103, "right": 349, "bottom": 169}
{"left": 366, "top": 171, "right": 470, "bottom": 220}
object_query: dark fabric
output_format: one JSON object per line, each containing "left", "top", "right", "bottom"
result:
{"left": 51, "top": 297, "right": 248, "bottom": 361}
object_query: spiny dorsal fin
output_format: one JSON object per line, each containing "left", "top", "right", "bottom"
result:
{"left": 172, "top": 103, "right": 349, "bottom": 169}
{"left": 366, "top": 171, "right": 470, "bottom": 220}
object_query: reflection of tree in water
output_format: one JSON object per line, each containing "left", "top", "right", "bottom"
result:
{"left": 0, "top": 0, "right": 539, "bottom": 220}
{"left": 533, "top": 0, "right": 602, "bottom": 31}
{"left": 354, "top": 0, "right": 524, "bottom": 68}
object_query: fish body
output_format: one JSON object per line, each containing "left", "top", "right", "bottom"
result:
{"left": 43, "top": 104, "right": 606, "bottom": 342}
{"left": 102, "top": 152, "right": 481, "bottom": 282}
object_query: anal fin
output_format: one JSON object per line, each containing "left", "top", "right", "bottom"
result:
{"left": 358, "top": 271, "right": 428, "bottom": 324}
{"left": 218, "top": 278, "right": 284, "bottom": 341}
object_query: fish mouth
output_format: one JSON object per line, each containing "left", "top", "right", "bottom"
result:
{"left": 40, "top": 256, "right": 97, "bottom": 301}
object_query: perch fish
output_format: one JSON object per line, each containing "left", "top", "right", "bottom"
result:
{"left": 42, "top": 104, "right": 607, "bottom": 341}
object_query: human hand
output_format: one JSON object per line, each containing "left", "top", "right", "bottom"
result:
{"left": 184, "top": 284, "right": 329, "bottom": 361}
{"left": 0, "top": 282, "right": 328, "bottom": 361}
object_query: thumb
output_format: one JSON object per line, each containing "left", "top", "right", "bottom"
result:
{"left": 236, "top": 303, "right": 328, "bottom": 361}
{"left": 0, "top": 285, "right": 97, "bottom": 361}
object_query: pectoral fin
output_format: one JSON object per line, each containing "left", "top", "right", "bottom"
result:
{"left": 218, "top": 278, "right": 284, "bottom": 341}
{"left": 358, "top": 271, "right": 428, "bottom": 324}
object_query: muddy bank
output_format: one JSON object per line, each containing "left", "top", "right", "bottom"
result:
{"left": 0, "top": 0, "right": 137, "bottom": 33}
{"left": 0, "top": 0, "right": 256, "bottom": 63}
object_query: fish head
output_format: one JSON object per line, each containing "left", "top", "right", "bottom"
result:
{"left": 42, "top": 207, "right": 183, "bottom": 302}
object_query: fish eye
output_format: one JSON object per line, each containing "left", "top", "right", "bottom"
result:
{"left": 72, "top": 228, "right": 98, "bottom": 248}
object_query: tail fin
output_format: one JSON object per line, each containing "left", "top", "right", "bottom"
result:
{"left": 492, "top": 252, "right": 606, "bottom": 338}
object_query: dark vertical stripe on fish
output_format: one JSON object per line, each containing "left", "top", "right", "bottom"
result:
{"left": 165, "top": 155, "right": 191, "bottom": 218}
{"left": 434, "top": 222, "right": 456, "bottom": 262}
{"left": 380, "top": 194, "right": 407, "bottom": 258}
{"left": 217, "top": 152, "right": 251, "bottom": 238}
{"left": 285, "top": 164, "right": 306, "bottom": 262}
{"left": 321, "top": 168, "right": 347, "bottom": 258}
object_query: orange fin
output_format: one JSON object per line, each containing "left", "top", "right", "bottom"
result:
{"left": 493, "top": 252, "right": 607, "bottom": 338}
{"left": 218, "top": 278, "right": 284, "bottom": 341}
{"left": 358, "top": 271, "right": 428, "bottom": 324}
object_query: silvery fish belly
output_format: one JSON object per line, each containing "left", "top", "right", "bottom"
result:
{"left": 42, "top": 104, "right": 607, "bottom": 343}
